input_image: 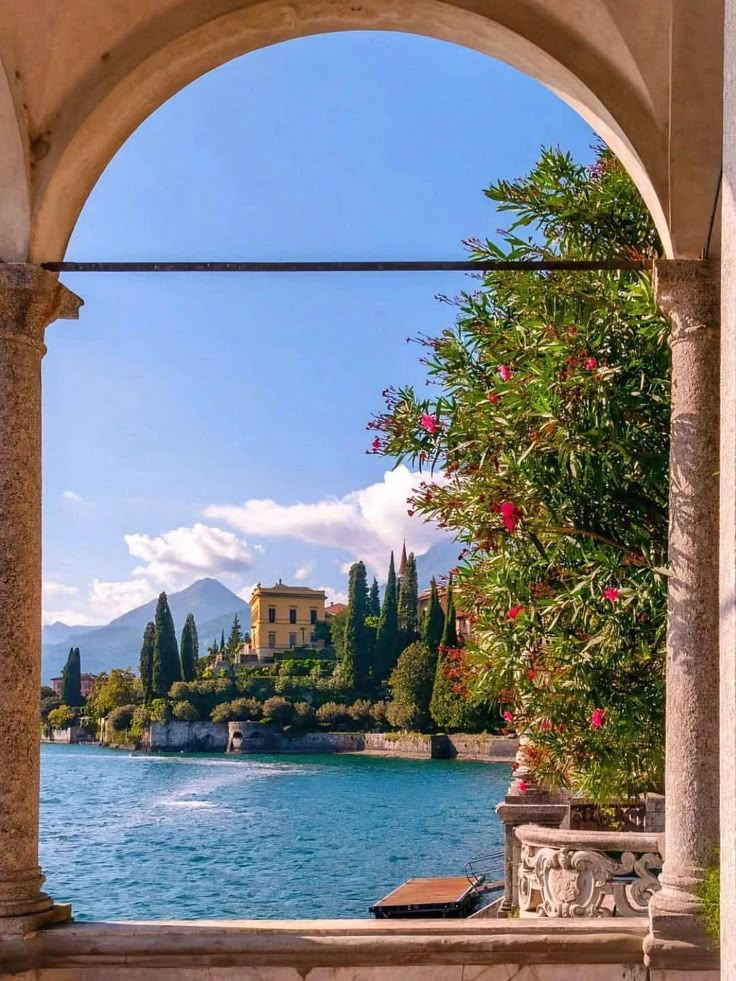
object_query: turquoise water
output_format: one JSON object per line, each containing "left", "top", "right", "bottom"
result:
{"left": 39, "top": 744, "right": 508, "bottom": 920}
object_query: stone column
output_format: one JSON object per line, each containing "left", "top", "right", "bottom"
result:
{"left": 645, "top": 259, "right": 720, "bottom": 971}
{"left": 0, "top": 264, "right": 81, "bottom": 932}
{"left": 722, "top": 7, "right": 736, "bottom": 976}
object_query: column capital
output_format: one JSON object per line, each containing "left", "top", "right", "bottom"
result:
{"left": 0, "top": 263, "right": 82, "bottom": 354}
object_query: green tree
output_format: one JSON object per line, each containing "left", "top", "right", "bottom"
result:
{"left": 152, "top": 592, "right": 181, "bottom": 697}
{"left": 220, "top": 628, "right": 226, "bottom": 652}
{"left": 397, "top": 552, "right": 419, "bottom": 638}
{"left": 342, "top": 561, "right": 370, "bottom": 687}
{"left": 368, "top": 577, "right": 381, "bottom": 617}
{"left": 372, "top": 145, "right": 668, "bottom": 800}
{"left": 226, "top": 613, "right": 243, "bottom": 654}
{"left": 420, "top": 579, "right": 445, "bottom": 653}
{"left": 430, "top": 645, "right": 469, "bottom": 731}
{"left": 60, "top": 647, "right": 83, "bottom": 707}
{"left": 374, "top": 552, "right": 400, "bottom": 683}
{"left": 387, "top": 641, "right": 436, "bottom": 730}
{"left": 48, "top": 704, "right": 77, "bottom": 730}
{"left": 139, "top": 621, "right": 155, "bottom": 702}
{"left": 87, "top": 669, "right": 139, "bottom": 719}
{"left": 180, "top": 613, "right": 199, "bottom": 682}
{"left": 441, "top": 582, "right": 459, "bottom": 649}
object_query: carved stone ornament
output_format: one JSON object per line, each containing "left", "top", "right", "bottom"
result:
{"left": 516, "top": 823, "right": 662, "bottom": 917}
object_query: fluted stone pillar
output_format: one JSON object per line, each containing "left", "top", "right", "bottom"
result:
{"left": 645, "top": 260, "right": 720, "bottom": 972}
{"left": 0, "top": 264, "right": 81, "bottom": 932}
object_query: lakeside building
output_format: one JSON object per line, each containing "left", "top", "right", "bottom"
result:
{"left": 242, "top": 581, "right": 326, "bottom": 661}
{"left": 50, "top": 672, "right": 97, "bottom": 698}
{"left": 417, "top": 584, "right": 473, "bottom": 643}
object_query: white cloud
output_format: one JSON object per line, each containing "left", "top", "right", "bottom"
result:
{"left": 321, "top": 586, "right": 349, "bottom": 606}
{"left": 237, "top": 582, "right": 259, "bottom": 604}
{"left": 206, "top": 466, "right": 447, "bottom": 574}
{"left": 43, "top": 579, "right": 79, "bottom": 600}
{"left": 62, "top": 490, "right": 83, "bottom": 503}
{"left": 42, "top": 607, "right": 96, "bottom": 627}
{"left": 125, "top": 523, "right": 253, "bottom": 585}
{"left": 294, "top": 563, "right": 313, "bottom": 581}
{"left": 88, "top": 578, "right": 157, "bottom": 621}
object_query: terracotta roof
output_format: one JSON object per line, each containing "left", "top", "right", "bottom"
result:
{"left": 325, "top": 603, "right": 347, "bottom": 616}
{"left": 252, "top": 583, "right": 326, "bottom": 598}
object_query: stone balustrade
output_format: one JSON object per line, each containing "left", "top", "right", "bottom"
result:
{"left": 515, "top": 824, "right": 662, "bottom": 919}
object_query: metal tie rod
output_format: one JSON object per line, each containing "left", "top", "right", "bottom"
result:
{"left": 37, "top": 259, "right": 651, "bottom": 273}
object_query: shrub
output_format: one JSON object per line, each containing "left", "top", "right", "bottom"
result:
{"left": 386, "top": 700, "right": 422, "bottom": 731}
{"left": 108, "top": 704, "right": 136, "bottom": 732}
{"left": 47, "top": 704, "right": 77, "bottom": 730}
{"left": 347, "top": 699, "right": 373, "bottom": 730}
{"left": 701, "top": 855, "right": 720, "bottom": 943}
{"left": 316, "top": 701, "right": 350, "bottom": 729}
{"left": 172, "top": 700, "right": 199, "bottom": 722}
{"left": 169, "top": 682, "right": 191, "bottom": 701}
{"left": 211, "top": 697, "right": 263, "bottom": 723}
{"left": 129, "top": 705, "right": 152, "bottom": 741}
{"left": 262, "top": 696, "right": 294, "bottom": 726}
{"left": 370, "top": 700, "right": 389, "bottom": 729}
{"left": 149, "top": 698, "right": 171, "bottom": 724}
{"left": 41, "top": 695, "right": 61, "bottom": 722}
{"left": 291, "top": 702, "right": 316, "bottom": 729}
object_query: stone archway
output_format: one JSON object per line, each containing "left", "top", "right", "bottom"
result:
{"left": 0, "top": 0, "right": 718, "bottom": 263}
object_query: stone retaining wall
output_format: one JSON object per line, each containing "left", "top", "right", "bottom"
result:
{"left": 148, "top": 721, "right": 229, "bottom": 751}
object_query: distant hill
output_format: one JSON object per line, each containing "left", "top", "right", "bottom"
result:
{"left": 41, "top": 578, "right": 251, "bottom": 683}
{"left": 416, "top": 537, "right": 462, "bottom": 589}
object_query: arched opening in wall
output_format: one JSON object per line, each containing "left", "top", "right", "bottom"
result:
{"left": 38, "top": 30, "right": 661, "bottom": 921}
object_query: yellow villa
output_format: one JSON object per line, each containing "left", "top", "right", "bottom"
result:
{"left": 246, "top": 580, "right": 326, "bottom": 659}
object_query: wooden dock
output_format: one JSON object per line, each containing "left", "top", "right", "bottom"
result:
{"left": 370, "top": 876, "right": 480, "bottom": 919}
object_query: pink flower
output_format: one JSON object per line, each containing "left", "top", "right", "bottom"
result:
{"left": 502, "top": 711, "right": 514, "bottom": 723}
{"left": 498, "top": 364, "right": 512, "bottom": 382}
{"left": 507, "top": 604, "right": 524, "bottom": 621}
{"left": 420, "top": 414, "right": 439, "bottom": 434}
{"left": 499, "top": 501, "right": 521, "bottom": 534}
{"left": 487, "top": 392, "right": 500, "bottom": 404}
{"left": 371, "top": 438, "right": 381, "bottom": 450}
{"left": 527, "top": 668, "right": 537, "bottom": 681}
{"left": 517, "top": 780, "right": 529, "bottom": 794}
{"left": 540, "top": 719, "right": 552, "bottom": 731}
{"left": 590, "top": 708, "right": 606, "bottom": 729}
{"left": 584, "top": 357, "right": 598, "bottom": 371}
{"left": 603, "top": 587, "right": 620, "bottom": 603}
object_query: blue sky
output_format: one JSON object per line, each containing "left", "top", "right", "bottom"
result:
{"left": 41, "top": 31, "right": 594, "bottom": 625}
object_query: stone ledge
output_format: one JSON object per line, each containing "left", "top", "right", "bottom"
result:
{"left": 16, "top": 918, "right": 649, "bottom": 972}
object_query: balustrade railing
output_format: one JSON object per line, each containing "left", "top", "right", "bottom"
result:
{"left": 515, "top": 823, "right": 662, "bottom": 918}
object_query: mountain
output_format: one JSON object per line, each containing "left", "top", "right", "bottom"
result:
{"left": 41, "top": 578, "right": 250, "bottom": 683}
{"left": 42, "top": 621, "right": 100, "bottom": 645}
{"left": 416, "top": 537, "right": 463, "bottom": 589}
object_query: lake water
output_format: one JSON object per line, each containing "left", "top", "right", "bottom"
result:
{"left": 39, "top": 744, "right": 509, "bottom": 920}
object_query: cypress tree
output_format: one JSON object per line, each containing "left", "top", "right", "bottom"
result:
{"left": 368, "top": 577, "right": 381, "bottom": 618}
{"left": 152, "top": 592, "right": 181, "bottom": 697}
{"left": 60, "top": 647, "right": 83, "bottom": 707}
{"left": 441, "top": 581, "right": 459, "bottom": 649}
{"left": 397, "top": 552, "right": 419, "bottom": 636}
{"left": 421, "top": 578, "right": 445, "bottom": 653}
{"left": 374, "top": 552, "right": 401, "bottom": 683}
{"left": 227, "top": 613, "right": 243, "bottom": 654}
{"left": 342, "top": 561, "right": 369, "bottom": 687}
{"left": 220, "top": 628, "right": 226, "bottom": 652}
{"left": 180, "top": 613, "right": 198, "bottom": 682}
{"left": 139, "top": 621, "right": 155, "bottom": 702}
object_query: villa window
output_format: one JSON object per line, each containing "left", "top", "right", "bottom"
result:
{"left": 268, "top": 632, "right": 276, "bottom": 649}
{"left": 268, "top": 607, "right": 276, "bottom": 623}
{"left": 310, "top": 609, "right": 317, "bottom": 624}
{"left": 289, "top": 632, "right": 297, "bottom": 648}
{"left": 289, "top": 608, "right": 297, "bottom": 624}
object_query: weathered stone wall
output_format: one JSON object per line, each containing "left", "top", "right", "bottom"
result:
{"left": 148, "top": 721, "right": 228, "bottom": 751}
{"left": 446, "top": 734, "right": 518, "bottom": 762}
{"left": 41, "top": 726, "right": 93, "bottom": 745}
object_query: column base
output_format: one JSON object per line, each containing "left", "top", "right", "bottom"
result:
{"left": 645, "top": 883, "right": 719, "bottom": 972}
{"left": 0, "top": 900, "right": 72, "bottom": 937}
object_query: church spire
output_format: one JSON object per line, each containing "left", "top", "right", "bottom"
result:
{"left": 398, "top": 539, "right": 408, "bottom": 579}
